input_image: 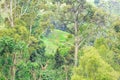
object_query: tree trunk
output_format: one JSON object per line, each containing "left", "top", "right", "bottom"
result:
{"left": 11, "top": 53, "right": 16, "bottom": 80}
{"left": 10, "top": 0, "right": 14, "bottom": 27}
{"left": 64, "top": 66, "right": 68, "bottom": 80}
{"left": 74, "top": 11, "right": 79, "bottom": 66}
{"left": 30, "top": 25, "right": 32, "bottom": 36}
{"left": 32, "top": 69, "right": 36, "bottom": 80}
{"left": 74, "top": 41, "right": 79, "bottom": 66}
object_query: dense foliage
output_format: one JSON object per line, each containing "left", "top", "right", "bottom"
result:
{"left": 0, "top": 0, "right": 120, "bottom": 80}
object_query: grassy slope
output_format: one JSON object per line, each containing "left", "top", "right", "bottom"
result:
{"left": 41, "top": 29, "right": 74, "bottom": 56}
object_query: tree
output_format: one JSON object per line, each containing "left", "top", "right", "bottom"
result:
{"left": 71, "top": 46, "right": 120, "bottom": 80}
{"left": 54, "top": 46, "right": 74, "bottom": 80}
{"left": 0, "top": 36, "right": 28, "bottom": 80}
{"left": 111, "top": 18, "right": 120, "bottom": 71}
{"left": 52, "top": 0, "right": 108, "bottom": 66}
{"left": 73, "top": 0, "right": 86, "bottom": 66}
{"left": 51, "top": 0, "right": 88, "bottom": 66}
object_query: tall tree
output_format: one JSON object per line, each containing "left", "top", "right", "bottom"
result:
{"left": 54, "top": 0, "right": 93, "bottom": 66}
{"left": 73, "top": 0, "right": 87, "bottom": 66}
{"left": 55, "top": 0, "right": 108, "bottom": 66}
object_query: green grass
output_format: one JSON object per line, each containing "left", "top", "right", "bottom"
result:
{"left": 41, "top": 29, "right": 74, "bottom": 56}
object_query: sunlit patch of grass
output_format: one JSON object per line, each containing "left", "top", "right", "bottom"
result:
{"left": 41, "top": 29, "right": 74, "bottom": 56}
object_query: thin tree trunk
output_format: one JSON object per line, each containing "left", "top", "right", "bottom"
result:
{"left": 32, "top": 69, "right": 36, "bottom": 80}
{"left": 74, "top": 11, "right": 79, "bottom": 66}
{"left": 74, "top": 41, "right": 79, "bottom": 66}
{"left": 64, "top": 66, "right": 68, "bottom": 80}
{"left": 11, "top": 53, "right": 16, "bottom": 80}
{"left": 30, "top": 25, "right": 32, "bottom": 36}
{"left": 10, "top": 0, "right": 14, "bottom": 27}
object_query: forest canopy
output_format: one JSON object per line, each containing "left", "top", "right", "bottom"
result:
{"left": 0, "top": 0, "right": 120, "bottom": 80}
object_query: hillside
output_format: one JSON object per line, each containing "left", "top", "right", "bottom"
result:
{"left": 41, "top": 29, "right": 74, "bottom": 56}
